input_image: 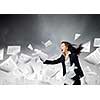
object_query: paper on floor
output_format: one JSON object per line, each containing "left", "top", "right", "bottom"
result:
{"left": 84, "top": 66, "right": 97, "bottom": 75}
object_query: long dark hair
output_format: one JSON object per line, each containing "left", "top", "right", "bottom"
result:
{"left": 61, "top": 41, "right": 83, "bottom": 55}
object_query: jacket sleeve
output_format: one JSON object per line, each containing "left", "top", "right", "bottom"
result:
{"left": 72, "top": 54, "right": 84, "bottom": 78}
{"left": 43, "top": 55, "right": 64, "bottom": 64}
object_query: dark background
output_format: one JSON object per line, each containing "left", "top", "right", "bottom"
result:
{"left": 0, "top": 14, "right": 100, "bottom": 50}
{"left": 0, "top": 14, "right": 100, "bottom": 84}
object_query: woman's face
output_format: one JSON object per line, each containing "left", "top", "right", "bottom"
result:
{"left": 60, "top": 43, "right": 68, "bottom": 53}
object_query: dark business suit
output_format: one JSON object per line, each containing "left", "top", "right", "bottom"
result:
{"left": 43, "top": 53, "right": 84, "bottom": 85}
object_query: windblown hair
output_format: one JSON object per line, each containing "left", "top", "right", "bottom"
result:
{"left": 61, "top": 41, "right": 83, "bottom": 55}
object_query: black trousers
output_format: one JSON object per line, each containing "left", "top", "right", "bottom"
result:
{"left": 71, "top": 75, "right": 81, "bottom": 85}
{"left": 64, "top": 79, "right": 81, "bottom": 85}
{"left": 73, "top": 79, "right": 81, "bottom": 85}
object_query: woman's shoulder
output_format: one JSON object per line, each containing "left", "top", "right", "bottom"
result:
{"left": 69, "top": 53, "right": 78, "bottom": 61}
{"left": 69, "top": 52, "right": 77, "bottom": 57}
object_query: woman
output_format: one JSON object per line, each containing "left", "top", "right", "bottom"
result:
{"left": 40, "top": 41, "right": 84, "bottom": 85}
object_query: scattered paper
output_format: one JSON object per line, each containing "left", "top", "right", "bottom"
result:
{"left": 41, "top": 40, "right": 52, "bottom": 47}
{"left": 85, "top": 74, "right": 98, "bottom": 85}
{"left": 17, "top": 53, "right": 32, "bottom": 64}
{"left": 84, "top": 66, "right": 97, "bottom": 75}
{"left": 18, "top": 63, "right": 34, "bottom": 76}
{"left": 33, "top": 49, "right": 48, "bottom": 62}
{"left": 62, "top": 74, "right": 74, "bottom": 85}
{"left": 0, "top": 57, "right": 18, "bottom": 72}
{"left": 45, "top": 69, "right": 58, "bottom": 78}
{"left": 74, "top": 33, "right": 81, "bottom": 40}
{"left": 94, "top": 38, "right": 100, "bottom": 47}
{"left": 11, "top": 54, "right": 19, "bottom": 63}
{"left": 84, "top": 48, "right": 100, "bottom": 65}
{"left": 0, "top": 48, "right": 4, "bottom": 60}
{"left": 7, "top": 46, "right": 21, "bottom": 55}
{"left": 27, "top": 44, "right": 33, "bottom": 50}
{"left": 81, "top": 41, "right": 91, "bottom": 52}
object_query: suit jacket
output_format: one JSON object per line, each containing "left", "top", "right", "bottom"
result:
{"left": 43, "top": 53, "right": 84, "bottom": 80}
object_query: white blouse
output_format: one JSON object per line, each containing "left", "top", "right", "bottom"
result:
{"left": 65, "top": 52, "right": 77, "bottom": 78}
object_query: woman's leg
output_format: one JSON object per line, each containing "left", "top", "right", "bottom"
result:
{"left": 73, "top": 79, "right": 81, "bottom": 85}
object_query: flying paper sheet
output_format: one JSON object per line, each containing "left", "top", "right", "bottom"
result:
{"left": 33, "top": 49, "right": 48, "bottom": 62}
{"left": 0, "top": 57, "right": 18, "bottom": 72}
{"left": 84, "top": 48, "right": 100, "bottom": 65}
{"left": 81, "top": 41, "right": 91, "bottom": 52}
{"left": 74, "top": 33, "right": 81, "bottom": 40}
{"left": 41, "top": 40, "right": 52, "bottom": 47}
{"left": 0, "top": 48, "right": 4, "bottom": 60}
{"left": 27, "top": 44, "right": 33, "bottom": 50}
{"left": 7, "top": 46, "right": 21, "bottom": 55}
{"left": 94, "top": 38, "right": 100, "bottom": 47}
{"left": 17, "top": 53, "right": 32, "bottom": 64}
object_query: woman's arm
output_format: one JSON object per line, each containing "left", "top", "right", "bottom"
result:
{"left": 43, "top": 55, "right": 64, "bottom": 64}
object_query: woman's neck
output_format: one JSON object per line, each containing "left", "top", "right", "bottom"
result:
{"left": 63, "top": 51, "right": 69, "bottom": 57}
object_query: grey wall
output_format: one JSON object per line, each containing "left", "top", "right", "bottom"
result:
{"left": 0, "top": 14, "right": 100, "bottom": 84}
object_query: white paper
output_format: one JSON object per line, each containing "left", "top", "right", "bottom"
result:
{"left": 62, "top": 74, "right": 74, "bottom": 85}
{"left": 41, "top": 40, "right": 52, "bottom": 47}
{"left": 84, "top": 48, "right": 100, "bottom": 65}
{"left": 0, "top": 48, "right": 4, "bottom": 60}
{"left": 45, "top": 69, "right": 58, "bottom": 78}
{"left": 18, "top": 63, "right": 34, "bottom": 76}
{"left": 74, "top": 33, "right": 81, "bottom": 40}
{"left": 81, "top": 41, "right": 91, "bottom": 52}
{"left": 33, "top": 49, "right": 48, "bottom": 61}
{"left": 12, "top": 69, "right": 24, "bottom": 78}
{"left": 0, "top": 57, "right": 18, "bottom": 72}
{"left": 85, "top": 74, "right": 98, "bottom": 85}
{"left": 7, "top": 46, "right": 21, "bottom": 55}
{"left": 11, "top": 54, "right": 19, "bottom": 63}
{"left": 17, "top": 53, "right": 32, "bottom": 64}
{"left": 27, "top": 44, "right": 33, "bottom": 50}
{"left": 84, "top": 66, "right": 97, "bottom": 75}
{"left": 94, "top": 38, "right": 100, "bottom": 47}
